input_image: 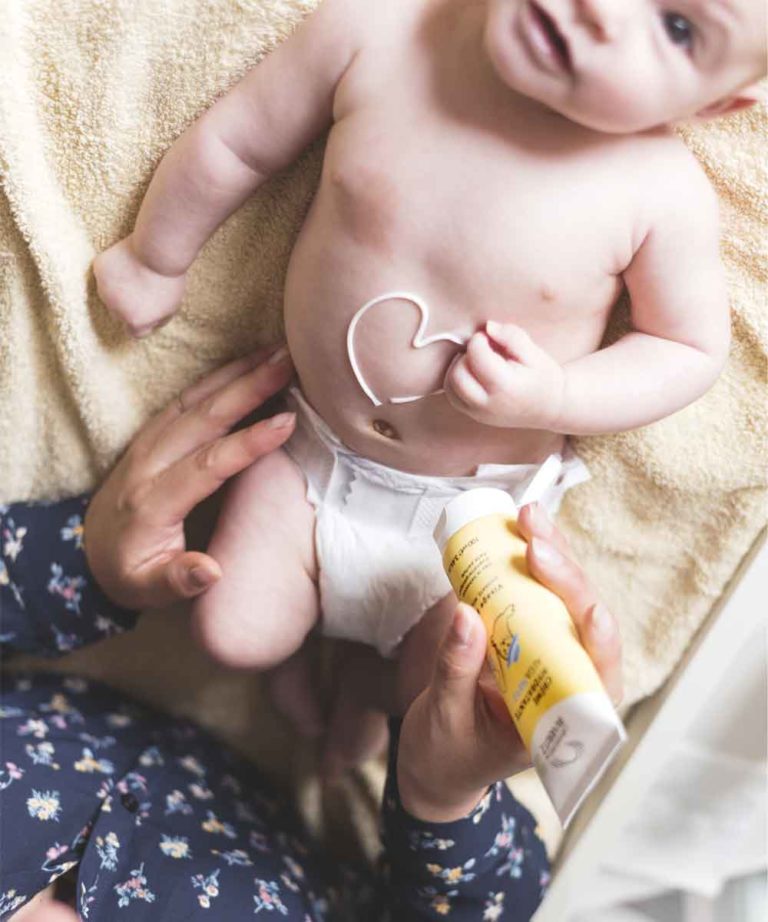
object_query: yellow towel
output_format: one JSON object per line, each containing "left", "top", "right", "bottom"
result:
{"left": 1, "top": 0, "right": 766, "bottom": 858}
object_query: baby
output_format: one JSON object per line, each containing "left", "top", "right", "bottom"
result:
{"left": 95, "top": 0, "right": 766, "bottom": 742}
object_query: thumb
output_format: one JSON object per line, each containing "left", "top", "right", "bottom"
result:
{"left": 431, "top": 604, "right": 487, "bottom": 706}
{"left": 132, "top": 552, "right": 222, "bottom": 608}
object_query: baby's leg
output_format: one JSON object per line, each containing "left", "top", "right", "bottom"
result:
{"left": 191, "top": 448, "right": 318, "bottom": 672}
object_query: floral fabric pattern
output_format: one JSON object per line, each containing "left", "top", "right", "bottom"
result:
{"left": 0, "top": 497, "right": 549, "bottom": 919}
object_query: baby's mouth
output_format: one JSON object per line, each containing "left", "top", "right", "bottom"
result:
{"left": 530, "top": 2, "right": 572, "bottom": 74}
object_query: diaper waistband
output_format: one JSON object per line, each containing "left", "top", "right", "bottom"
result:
{"left": 284, "top": 386, "right": 589, "bottom": 537}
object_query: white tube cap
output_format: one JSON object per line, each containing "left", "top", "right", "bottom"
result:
{"left": 433, "top": 487, "right": 518, "bottom": 553}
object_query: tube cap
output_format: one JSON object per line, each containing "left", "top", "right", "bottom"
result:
{"left": 433, "top": 487, "right": 518, "bottom": 553}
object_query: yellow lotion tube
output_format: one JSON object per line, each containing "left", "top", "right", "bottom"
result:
{"left": 434, "top": 488, "right": 626, "bottom": 827}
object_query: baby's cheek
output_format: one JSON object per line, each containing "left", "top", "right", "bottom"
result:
{"left": 579, "top": 65, "right": 671, "bottom": 134}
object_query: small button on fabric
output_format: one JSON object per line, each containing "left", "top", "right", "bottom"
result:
{"left": 120, "top": 792, "right": 139, "bottom": 813}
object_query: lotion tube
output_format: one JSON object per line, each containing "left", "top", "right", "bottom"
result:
{"left": 434, "top": 488, "right": 626, "bottom": 827}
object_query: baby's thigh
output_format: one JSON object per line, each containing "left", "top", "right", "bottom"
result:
{"left": 192, "top": 448, "right": 319, "bottom": 669}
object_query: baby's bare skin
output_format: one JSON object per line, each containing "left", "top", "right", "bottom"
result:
{"left": 95, "top": 0, "right": 766, "bottom": 475}
{"left": 93, "top": 0, "right": 765, "bottom": 742}
{"left": 284, "top": 2, "right": 622, "bottom": 472}
{"left": 284, "top": 1, "right": 677, "bottom": 473}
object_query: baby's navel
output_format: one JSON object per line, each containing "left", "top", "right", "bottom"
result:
{"left": 372, "top": 418, "right": 401, "bottom": 441}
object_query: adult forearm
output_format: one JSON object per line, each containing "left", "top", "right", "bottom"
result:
{"left": 554, "top": 332, "right": 727, "bottom": 435}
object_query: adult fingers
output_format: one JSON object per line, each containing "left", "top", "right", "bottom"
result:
{"left": 178, "top": 344, "right": 281, "bottom": 409}
{"left": 428, "top": 604, "right": 487, "bottom": 723}
{"left": 128, "top": 551, "right": 223, "bottom": 610}
{"left": 526, "top": 538, "right": 624, "bottom": 705}
{"left": 129, "top": 343, "right": 281, "bottom": 453}
{"left": 517, "top": 502, "right": 572, "bottom": 557}
{"left": 526, "top": 536, "right": 598, "bottom": 634}
{"left": 132, "top": 344, "right": 286, "bottom": 461}
{"left": 580, "top": 603, "right": 624, "bottom": 705}
{"left": 141, "top": 412, "right": 296, "bottom": 527}
{"left": 145, "top": 347, "right": 294, "bottom": 473}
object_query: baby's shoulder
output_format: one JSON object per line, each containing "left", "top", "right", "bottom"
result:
{"left": 620, "top": 131, "right": 719, "bottom": 232}
{"left": 636, "top": 131, "right": 714, "bottom": 188}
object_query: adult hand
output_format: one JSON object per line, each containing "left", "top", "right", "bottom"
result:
{"left": 84, "top": 344, "right": 295, "bottom": 609}
{"left": 396, "top": 501, "right": 623, "bottom": 822}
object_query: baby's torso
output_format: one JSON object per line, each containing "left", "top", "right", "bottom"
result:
{"left": 283, "top": 0, "right": 649, "bottom": 476}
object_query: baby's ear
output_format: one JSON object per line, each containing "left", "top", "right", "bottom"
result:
{"left": 695, "top": 84, "right": 762, "bottom": 120}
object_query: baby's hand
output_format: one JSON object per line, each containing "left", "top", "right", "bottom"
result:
{"left": 94, "top": 235, "right": 187, "bottom": 338}
{"left": 444, "top": 321, "right": 565, "bottom": 430}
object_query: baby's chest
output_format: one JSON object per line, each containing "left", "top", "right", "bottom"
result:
{"left": 322, "top": 106, "right": 632, "bottom": 297}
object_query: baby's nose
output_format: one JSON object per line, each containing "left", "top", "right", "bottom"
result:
{"left": 574, "top": 0, "right": 625, "bottom": 42}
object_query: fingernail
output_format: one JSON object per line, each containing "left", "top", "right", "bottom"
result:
{"left": 267, "top": 411, "right": 296, "bottom": 430}
{"left": 188, "top": 567, "right": 216, "bottom": 590}
{"left": 486, "top": 320, "right": 502, "bottom": 336}
{"left": 267, "top": 344, "right": 291, "bottom": 365}
{"left": 528, "top": 502, "right": 553, "bottom": 538}
{"left": 530, "top": 537, "right": 563, "bottom": 567}
{"left": 451, "top": 606, "right": 473, "bottom": 647}
{"left": 589, "top": 604, "right": 614, "bottom": 642}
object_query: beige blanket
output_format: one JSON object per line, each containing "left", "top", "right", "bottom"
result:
{"left": 1, "top": 0, "right": 766, "bottom": 856}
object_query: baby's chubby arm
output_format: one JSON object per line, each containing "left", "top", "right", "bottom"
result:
{"left": 445, "top": 161, "right": 730, "bottom": 435}
{"left": 553, "top": 165, "right": 730, "bottom": 434}
{"left": 94, "top": 0, "right": 361, "bottom": 337}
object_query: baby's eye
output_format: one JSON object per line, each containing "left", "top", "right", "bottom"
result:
{"left": 661, "top": 11, "right": 694, "bottom": 51}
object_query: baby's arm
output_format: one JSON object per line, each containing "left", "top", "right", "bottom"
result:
{"left": 445, "top": 163, "right": 730, "bottom": 435}
{"left": 552, "top": 167, "right": 730, "bottom": 434}
{"left": 94, "top": 0, "right": 361, "bottom": 336}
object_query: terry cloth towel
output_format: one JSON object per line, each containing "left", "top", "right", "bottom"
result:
{"left": 0, "top": 0, "right": 766, "bottom": 857}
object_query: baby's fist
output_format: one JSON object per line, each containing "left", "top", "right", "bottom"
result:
{"left": 94, "top": 235, "right": 187, "bottom": 338}
{"left": 444, "top": 322, "right": 565, "bottom": 430}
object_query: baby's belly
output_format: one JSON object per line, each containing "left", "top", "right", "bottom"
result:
{"left": 283, "top": 240, "right": 572, "bottom": 477}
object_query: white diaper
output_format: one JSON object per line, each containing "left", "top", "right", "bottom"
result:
{"left": 283, "top": 388, "right": 589, "bottom": 656}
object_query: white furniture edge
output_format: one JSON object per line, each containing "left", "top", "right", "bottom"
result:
{"left": 533, "top": 527, "right": 768, "bottom": 921}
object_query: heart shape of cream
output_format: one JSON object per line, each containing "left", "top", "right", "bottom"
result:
{"left": 347, "top": 291, "right": 468, "bottom": 407}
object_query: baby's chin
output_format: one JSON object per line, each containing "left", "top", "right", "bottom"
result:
{"left": 545, "top": 101, "right": 674, "bottom": 135}
{"left": 500, "top": 71, "right": 674, "bottom": 135}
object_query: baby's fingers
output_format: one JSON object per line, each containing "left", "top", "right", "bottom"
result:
{"left": 464, "top": 332, "right": 513, "bottom": 393}
{"left": 444, "top": 355, "right": 489, "bottom": 411}
{"left": 485, "top": 321, "right": 542, "bottom": 364}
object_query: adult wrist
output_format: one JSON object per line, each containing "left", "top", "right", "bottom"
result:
{"left": 396, "top": 759, "right": 488, "bottom": 824}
